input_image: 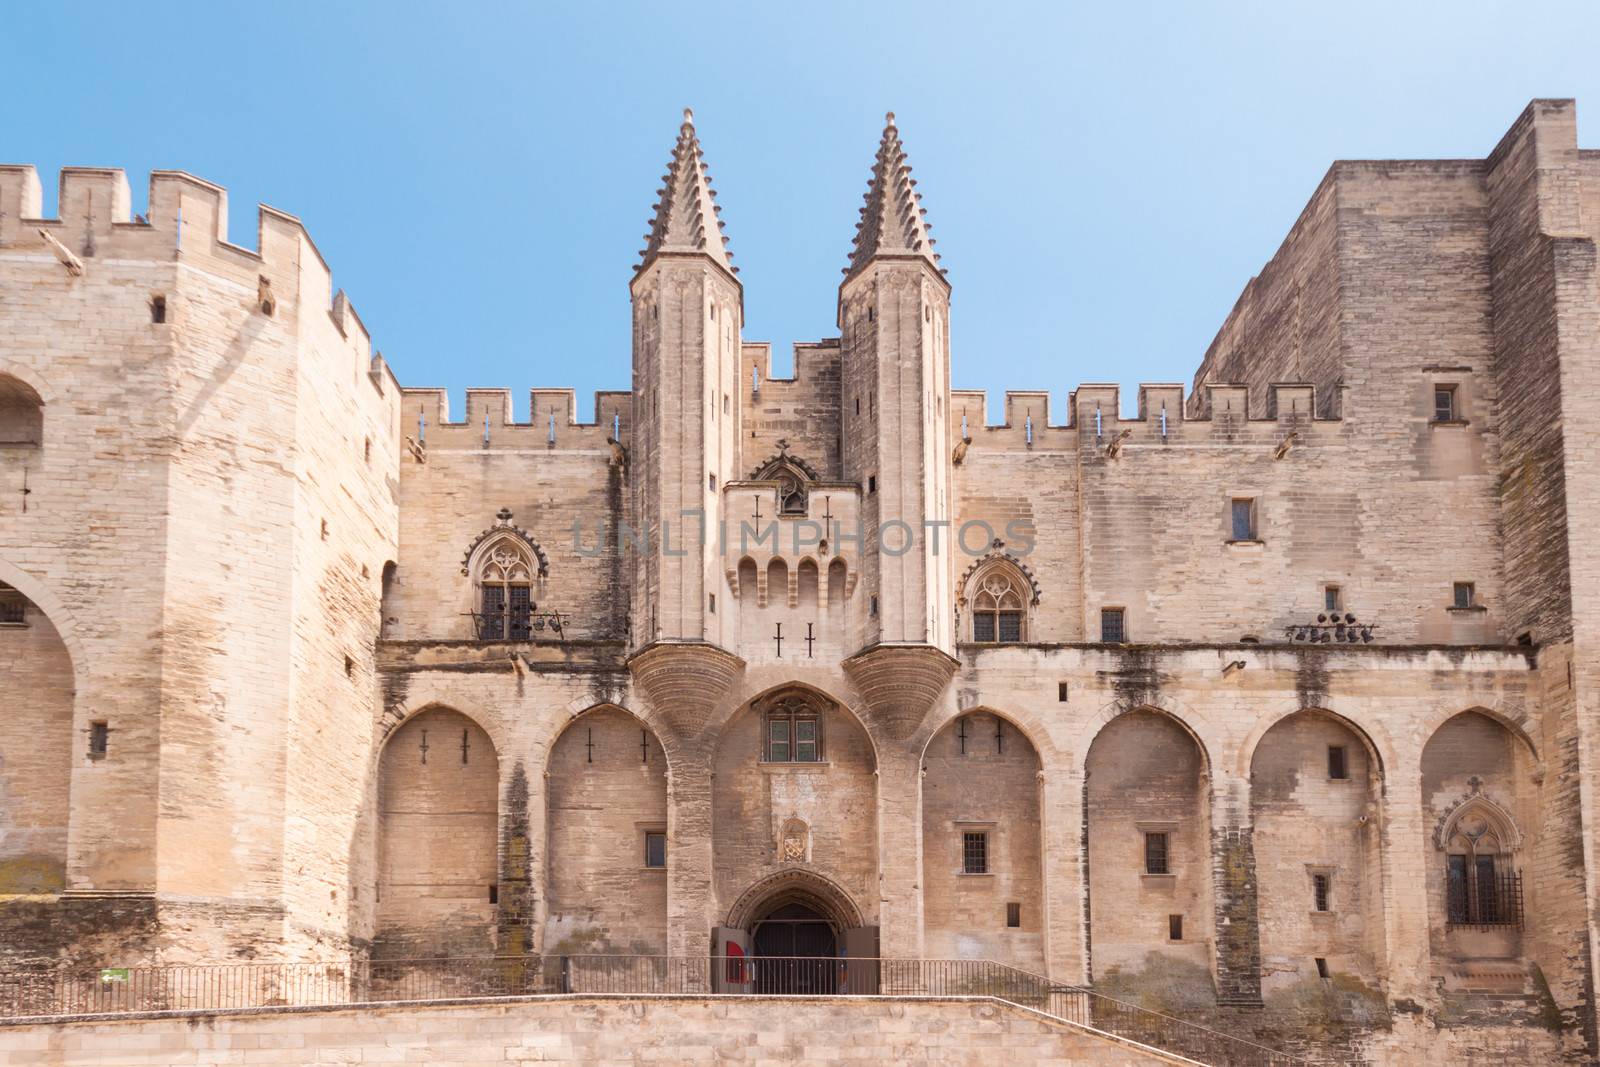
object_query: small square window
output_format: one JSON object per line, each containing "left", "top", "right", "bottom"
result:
{"left": 1144, "top": 832, "right": 1170, "bottom": 875}
{"left": 1168, "top": 914, "right": 1183, "bottom": 941}
{"left": 1313, "top": 873, "right": 1331, "bottom": 912}
{"left": 1230, "top": 498, "right": 1256, "bottom": 541}
{"left": 1453, "top": 582, "right": 1476, "bottom": 609}
{"left": 1327, "top": 745, "right": 1348, "bottom": 781}
{"left": 1057, "top": 682, "right": 1069, "bottom": 703}
{"left": 1100, "top": 608, "right": 1126, "bottom": 644}
{"left": 962, "top": 831, "right": 989, "bottom": 875}
{"left": 1324, "top": 585, "right": 1341, "bottom": 613}
{"left": 1434, "top": 385, "right": 1458, "bottom": 422}
{"left": 1006, "top": 902, "right": 1021, "bottom": 928}
{"left": 88, "top": 721, "right": 109, "bottom": 759}
{"left": 644, "top": 831, "right": 667, "bottom": 869}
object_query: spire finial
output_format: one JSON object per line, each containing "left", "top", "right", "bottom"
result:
{"left": 844, "top": 111, "right": 941, "bottom": 283}
{"left": 637, "top": 108, "right": 734, "bottom": 279}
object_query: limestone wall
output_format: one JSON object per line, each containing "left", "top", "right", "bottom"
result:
{"left": 0, "top": 996, "right": 1181, "bottom": 1066}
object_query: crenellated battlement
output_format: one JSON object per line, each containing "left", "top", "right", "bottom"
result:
{"left": 950, "top": 381, "right": 1339, "bottom": 452}
{"left": 0, "top": 165, "right": 381, "bottom": 374}
{"left": 399, "top": 386, "right": 636, "bottom": 452}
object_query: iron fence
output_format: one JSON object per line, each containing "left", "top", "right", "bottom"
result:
{"left": 0, "top": 953, "right": 1306, "bottom": 1066}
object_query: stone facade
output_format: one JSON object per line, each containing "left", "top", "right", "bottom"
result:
{"left": 3, "top": 100, "right": 1600, "bottom": 1063}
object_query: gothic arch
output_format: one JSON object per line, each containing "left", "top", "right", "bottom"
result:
{"left": 1236, "top": 704, "right": 1391, "bottom": 781}
{"left": 379, "top": 693, "right": 504, "bottom": 755}
{"left": 1434, "top": 788, "right": 1522, "bottom": 853}
{"left": 715, "top": 680, "right": 880, "bottom": 766}
{"left": 918, "top": 703, "right": 1057, "bottom": 764}
{"left": 0, "top": 372, "right": 44, "bottom": 446}
{"left": 544, "top": 702, "right": 674, "bottom": 777}
{"left": 0, "top": 557, "right": 88, "bottom": 696}
{"left": 460, "top": 509, "right": 550, "bottom": 579}
{"left": 1078, "top": 698, "right": 1216, "bottom": 779}
{"left": 955, "top": 546, "right": 1041, "bottom": 609}
{"left": 1419, "top": 703, "right": 1540, "bottom": 763}
{"left": 725, "top": 867, "right": 865, "bottom": 931}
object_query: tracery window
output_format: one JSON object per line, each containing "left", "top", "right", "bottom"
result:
{"left": 473, "top": 535, "right": 536, "bottom": 640}
{"left": 762, "top": 694, "right": 821, "bottom": 763}
{"left": 968, "top": 567, "right": 1028, "bottom": 643}
{"left": 1441, "top": 799, "right": 1521, "bottom": 927}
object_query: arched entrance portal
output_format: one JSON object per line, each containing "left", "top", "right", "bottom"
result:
{"left": 715, "top": 869, "right": 877, "bottom": 994}
{"left": 752, "top": 901, "right": 838, "bottom": 993}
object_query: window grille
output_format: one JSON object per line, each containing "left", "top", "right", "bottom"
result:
{"left": 1446, "top": 861, "right": 1522, "bottom": 928}
{"left": 1101, "top": 608, "right": 1126, "bottom": 643}
{"left": 0, "top": 598, "right": 23, "bottom": 625}
{"left": 962, "top": 832, "right": 988, "bottom": 875}
{"left": 1230, "top": 498, "right": 1256, "bottom": 540}
{"left": 1144, "top": 832, "right": 1170, "bottom": 875}
{"left": 1434, "top": 385, "right": 1458, "bottom": 422}
{"left": 1453, "top": 582, "right": 1476, "bottom": 609}
{"left": 1313, "top": 873, "right": 1330, "bottom": 912}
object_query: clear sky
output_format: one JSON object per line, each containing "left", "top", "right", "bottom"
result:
{"left": 13, "top": 2, "right": 1600, "bottom": 421}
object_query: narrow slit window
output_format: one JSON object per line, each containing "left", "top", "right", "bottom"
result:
{"left": 150, "top": 295, "right": 166, "bottom": 323}
{"left": 488, "top": 884, "right": 499, "bottom": 904}
{"left": 1327, "top": 745, "right": 1348, "bottom": 781}
{"left": 1324, "top": 585, "right": 1341, "bottom": 612}
{"left": 1168, "top": 914, "right": 1183, "bottom": 941}
{"left": 1057, "top": 682, "right": 1069, "bottom": 703}
{"left": 962, "top": 831, "right": 989, "bottom": 875}
{"left": 88, "top": 721, "right": 109, "bottom": 759}
{"left": 1006, "top": 902, "right": 1021, "bottom": 928}
{"left": 1144, "top": 831, "right": 1170, "bottom": 875}
{"left": 1313, "top": 873, "right": 1331, "bottom": 912}
{"left": 1315, "top": 957, "right": 1330, "bottom": 979}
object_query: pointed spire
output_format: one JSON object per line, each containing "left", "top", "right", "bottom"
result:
{"left": 636, "top": 107, "right": 736, "bottom": 278}
{"left": 844, "top": 111, "right": 941, "bottom": 283}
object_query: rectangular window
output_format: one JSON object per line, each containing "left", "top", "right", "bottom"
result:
{"left": 868, "top": 475, "right": 877, "bottom": 494}
{"left": 997, "top": 611, "right": 1022, "bottom": 642}
{"left": 1057, "top": 682, "right": 1069, "bottom": 703}
{"left": 1327, "top": 745, "right": 1348, "bottom": 781}
{"left": 507, "top": 585, "right": 532, "bottom": 640}
{"left": 973, "top": 613, "right": 996, "bottom": 642}
{"left": 766, "top": 718, "right": 790, "bottom": 763}
{"left": 1230, "top": 498, "right": 1256, "bottom": 541}
{"left": 1006, "top": 902, "right": 1021, "bottom": 928}
{"left": 1453, "top": 582, "right": 1476, "bottom": 609}
{"left": 88, "top": 721, "right": 109, "bottom": 759}
{"left": 488, "top": 884, "right": 498, "bottom": 904}
{"left": 708, "top": 593, "right": 715, "bottom": 614}
{"left": 1324, "top": 585, "right": 1341, "bottom": 613}
{"left": 1434, "top": 385, "right": 1458, "bottom": 422}
{"left": 150, "top": 295, "right": 166, "bottom": 323}
{"left": 1313, "top": 873, "right": 1331, "bottom": 912}
{"left": 1144, "top": 832, "right": 1170, "bottom": 875}
{"left": 794, "top": 717, "right": 819, "bottom": 762}
{"left": 962, "top": 832, "right": 989, "bottom": 875}
{"left": 1168, "top": 914, "right": 1183, "bottom": 941}
{"left": 1315, "top": 957, "right": 1330, "bottom": 979}
{"left": 644, "top": 831, "right": 667, "bottom": 869}
{"left": 1100, "top": 608, "right": 1126, "bottom": 644}
{"left": 0, "top": 597, "right": 23, "bottom": 625}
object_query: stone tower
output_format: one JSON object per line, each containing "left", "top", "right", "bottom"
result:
{"left": 838, "top": 113, "right": 955, "bottom": 651}
{"left": 628, "top": 108, "right": 744, "bottom": 652}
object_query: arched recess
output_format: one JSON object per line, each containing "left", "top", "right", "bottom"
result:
{"left": 736, "top": 557, "right": 758, "bottom": 603}
{"left": 797, "top": 559, "right": 819, "bottom": 610}
{"left": 1250, "top": 709, "right": 1383, "bottom": 997}
{"left": 545, "top": 705, "right": 668, "bottom": 954}
{"left": 0, "top": 373, "right": 43, "bottom": 446}
{"left": 375, "top": 706, "right": 500, "bottom": 957}
{"left": 766, "top": 558, "right": 789, "bottom": 608}
{"left": 712, "top": 685, "right": 878, "bottom": 933}
{"left": 921, "top": 709, "right": 1043, "bottom": 970}
{"left": 1085, "top": 707, "right": 1214, "bottom": 995}
{"left": 1421, "top": 710, "right": 1538, "bottom": 960}
{"left": 0, "top": 582, "right": 75, "bottom": 892}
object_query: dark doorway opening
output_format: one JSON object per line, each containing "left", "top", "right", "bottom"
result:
{"left": 751, "top": 902, "right": 838, "bottom": 993}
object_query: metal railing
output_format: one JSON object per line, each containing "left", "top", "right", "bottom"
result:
{"left": 0, "top": 954, "right": 1306, "bottom": 1066}
{"left": 465, "top": 609, "right": 567, "bottom": 642}
{"left": 1447, "top": 868, "right": 1523, "bottom": 929}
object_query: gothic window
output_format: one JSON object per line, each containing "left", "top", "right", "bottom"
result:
{"left": 473, "top": 536, "right": 536, "bottom": 640}
{"left": 762, "top": 694, "right": 821, "bottom": 763}
{"left": 960, "top": 557, "right": 1036, "bottom": 644}
{"left": 1440, "top": 797, "right": 1521, "bottom": 927}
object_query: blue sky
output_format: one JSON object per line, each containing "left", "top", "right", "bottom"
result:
{"left": 13, "top": 2, "right": 1600, "bottom": 421}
